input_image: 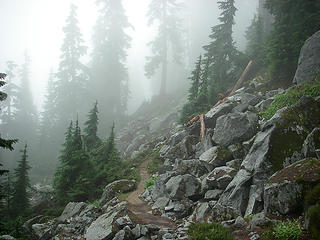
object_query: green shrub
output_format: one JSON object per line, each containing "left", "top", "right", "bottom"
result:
{"left": 188, "top": 222, "right": 234, "bottom": 240}
{"left": 260, "top": 77, "right": 320, "bottom": 120}
{"left": 260, "top": 220, "right": 302, "bottom": 240}
{"left": 145, "top": 177, "right": 157, "bottom": 190}
{"left": 273, "top": 220, "right": 301, "bottom": 240}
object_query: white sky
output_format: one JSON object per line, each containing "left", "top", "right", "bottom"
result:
{"left": 0, "top": 0, "right": 257, "bottom": 114}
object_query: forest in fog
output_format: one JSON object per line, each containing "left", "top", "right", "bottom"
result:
{"left": 1, "top": 0, "right": 320, "bottom": 239}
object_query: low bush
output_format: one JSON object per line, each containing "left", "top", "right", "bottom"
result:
{"left": 145, "top": 177, "right": 157, "bottom": 190}
{"left": 188, "top": 222, "right": 234, "bottom": 240}
{"left": 260, "top": 76, "right": 320, "bottom": 120}
{"left": 260, "top": 220, "right": 302, "bottom": 240}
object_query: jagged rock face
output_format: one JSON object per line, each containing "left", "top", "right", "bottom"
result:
{"left": 57, "top": 202, "right": 87, "bottom": 222}
{"left": 174, "top": 159, "right": 212, "bottom": 178}
{"left": 164, "top": 135, "right": 199, "bottom": 160}
{"left": 264, "top": 158, "right": 320, "bottom": 215}
{"left": 165, "top": 174, "right": 201, "bottom": 201}
{"left": 218, "top": 97, "right": 320, "bottom": 217}
{"left": 212, "top": 112, "right": 259, "bottom": 147}
{"left": 99, "top": 179, "right": 136, "bottom": 207}
{"left": 199, "top": 146, "right": 233, "bottom": 168}
{"left": 293, "top": 30, "right": 320, "bottom": 85}
{"left": 302, "top": 128, "right": 320, "bottom": 158}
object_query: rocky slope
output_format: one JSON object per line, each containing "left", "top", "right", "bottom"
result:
{"left": 3, "top": 30, "right": 320, "bottom": 240}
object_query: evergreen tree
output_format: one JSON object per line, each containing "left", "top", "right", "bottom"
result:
{"left": 37, "top": 70, "right": 60, "bottom": 177}
{"left": 245, "top": 15, "right": 265, "bottom": 66}
{"left": 265, "top": 0, "right": 320, "bottom": 86}
{"left": 188, "top": 55, "right": 202, "bottom": 101}
{"left": 84, "top": 101, "right": 101, "bottom": 151}
{"left": 11, "top": 145, "right": 31, "bottom": 217}
{"left": 1, "top": 62, "right": 19, "bottom": 133}
{"left": 54, "top": 121, "right": 93, "bottom": 203}
{"left": 91, "top": 0, "right": 131, "bottom": 132}
{"left": 204, "top": 0, "right": 238, "bottom": 101}
{"left": 55, "top": 4, "right": 89, "bottom": 132}
{"left": 13, "top": 52, "right": 38, "bottom": 143}
{"left": 93, "top": 123, "right": 123, "bottom": 188}
{"left": 145, "top": 0, "right": 184, "bottom": 95}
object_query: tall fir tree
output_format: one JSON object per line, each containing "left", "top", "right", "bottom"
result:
{"left": 145, "top": 0, "right": 184, "bottom": 95}
{"left": 187, "top": 55, "right": 202, "bottom": 101}
{"left": 84, "top": 101, "right": 101, "bottom": 151}
{"left": 55, "top": 4, "right": 89, "bottom": 133}
{"left": 265, "top": 0, "right": 320, "bottom": 86}
{"left": 91, "top": 0, "right": 131, "bottom": 133}
{"left": 37, "top": 70, "right": 60, "bottom": 177}
{"left": 245, "top": 15, "right": 265, "bottom": 66}
{"left": 11, "top": 145, "right": 31, "bottom": 217}
{"left": 1, "top": 61, "right": 19, "bottom": 134}
{"left": 203, "top": 0, "right": 238, "bottom": 102}
{"left": 13, "top": 52, "right": 38, "bottom": 142}
{"left": 54, "top": 120, "right": 93, "bottom": 203}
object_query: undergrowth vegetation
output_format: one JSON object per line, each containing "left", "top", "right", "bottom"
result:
{"left": 260, "top": 74, "right": 320, "bottom": 120}
{"left": 188, "top": 222, "right": 234, "bottom": 240}
{"left": 260, "top": 220, "right": 302, "bottom": 240}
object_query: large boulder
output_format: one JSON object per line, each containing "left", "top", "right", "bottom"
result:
{"left": 99, "top": 180, "right": 136, "bottom": 206}
{"left": 165, "top": 174, "right": 201, "bottom": 201}
{"left": 85, "top": 202, "right": 134, "bottom": 240}
{"left": 188, "top": 102, "right": 235, "bottom": 136}
{"left": 205, "top": 166, "right": 237, "bottom": 190}
{"left": 174, "top": 159, "right": 212, "bottom": 178}
{"left": 199, "top": 146, "right": 233, "bottom": 168}
{"left": 212, "top": 112, "right": 259, "bottom": 147}
{"left": 293, "top": 30, "right": 320, "bottom": 85}
{"left": 264, "top": 158, "right": 320, "bottom": 215}
{"left": 164, "top": 135, "right": 198, "bottom": 160}
{"left": 57, "top": 202, "right": 87, "bottom": 222}
{"left": 219, "top": 97, "right": 320, "bottom": 217}
{"left": 151, "top": 172, "right": 174, "bottom": 200}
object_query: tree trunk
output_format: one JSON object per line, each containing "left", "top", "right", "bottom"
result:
{"left": 160, "top": 0, "right": 168, "bottom": 96}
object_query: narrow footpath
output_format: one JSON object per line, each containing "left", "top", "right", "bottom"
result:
{"left": 126, "top": 160, "right": 175, "bottom": 229}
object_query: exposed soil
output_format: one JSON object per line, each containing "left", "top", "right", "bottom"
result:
{"left": 126, "top": 159, "right": 175, "bottom": 229}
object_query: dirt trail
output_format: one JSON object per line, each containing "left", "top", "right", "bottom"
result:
{"left": 126, "top": 160, "right": 175, "bottom": 229}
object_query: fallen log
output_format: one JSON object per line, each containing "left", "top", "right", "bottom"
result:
{"left": 185, "top": 60, "right": 254, "bottom": 139}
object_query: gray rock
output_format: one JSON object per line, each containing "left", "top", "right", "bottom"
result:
{"left": 152, "top": 197, "right": 170, "bottom": 210}
{"left": 293, "top": 30, "right": 320, "bottom": 84}
{"left": 199, "top": 146, "right": 233, "bottom": 168}
{"left": 158, "top": 165, "right": 173, "bottom": 174}
{"left": 245, "top": 185, "right": 264, "bottom": 217}
{"left": 85, "top": 211, "right": 119, "bottom": 240}
{"left": 151, "top": 172, "right": 174, "bottom": 200}
{"left": 211, "top": 203, "right": 239, "bottom": 222}
{"left": 165, "top": 174, "right": 201, "bottom": 201}
{"left": 115, "top": 215, "right": 134, "bottom": 229}
{"left": 232, "top": 103, "right": 248, "bottom": 113}
{"left": 204, "top": 189, "right": 223, "bottom": 200}
{"left": 206, "top": 166, "right": 237, "bottom": 190}
{"left": 226, "top": 159, "right": 242, "bottom": 170}
{"left": 159, "top": 145, "right": 170, "bottom": 157}
{"left": 99, "top": 179, "right": 136, "bottom": 206}
{"left": 174, "top": 159, "right": 212, "bottom": 177}
{"left": 302, "top": 128, "right": 320, "bottom": 158}
{"left": 255, "top": 98, "right": 274, "bottom": 112}
{"left": 132, "top": 224, "right": 149, "bottom": 239}
{"left": 169, "top": 130, "right": 187, "bottom": 147}
{"left": 218, "top": 169, "right": 252, "bottom": 216}
{"left": 165, "top": 135, "right": 198, "bottom": 160}
{"left": 113, "top": 226, "right": 134, "bottom": 240}
{"left": 248, "top": 95, "right": 263, "bottom": 106}
{"left": 228, "top": 144, "right": 246, "bottom": 160}
{"left": 192, "top": 202, "right": 212, "bottom": 222}
{"left": 265, "top": 88, "right": 284, "bottom": 98}
{"left": 249, "top": 212, "right": 270, "bottom": 230}
{"left": 57, "top": 202, "right": 87, "bottom": 222}
{"left": 212, "top": 112, "right": 258, "bottom": 147}
{"left": 234, "top": 216, "right": 246, "bottom": 228}
{"left": 0, "top": 236, "right": 16, "bottom": 240}
{"left": 125, "top": 135, "right": 146, "bottom": 157}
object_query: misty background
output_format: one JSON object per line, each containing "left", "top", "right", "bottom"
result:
{"left": 0, "top": 0, "right": 257, "bottom": 114}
